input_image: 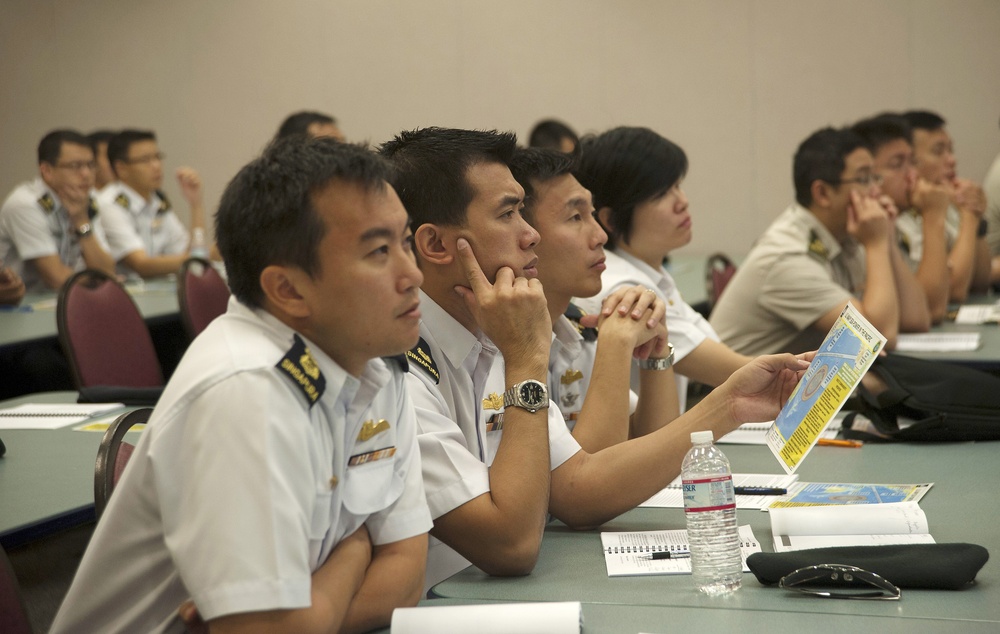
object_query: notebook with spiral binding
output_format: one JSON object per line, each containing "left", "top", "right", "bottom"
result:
{"left": 0, "top": 403, "right": 124, "bottom": 430}
{"left": 600, "top": 525, "right": 761, "bottom": 576}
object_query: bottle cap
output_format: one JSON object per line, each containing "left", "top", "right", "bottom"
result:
{"left": 690, "top": 430, "right": 714, "bottom": 444}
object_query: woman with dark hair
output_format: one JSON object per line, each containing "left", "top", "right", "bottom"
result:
{"left": 573, "top": 126, "right": 750, "bottom": 410}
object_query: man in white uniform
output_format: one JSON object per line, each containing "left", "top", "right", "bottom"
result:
{"left": 381, "top": 127, "right": 813, "bottom": 590}
{"left": 711, "top": 127, "right": 929, "bottom": 355}
{"left": 51, "top": 138, "right": 432, "bottom": 633}
{"left": 98, "top": 129, "right": 211, "bottom": 279}
{"left": 0, "top": 129, "right": 116, "bottom": 292}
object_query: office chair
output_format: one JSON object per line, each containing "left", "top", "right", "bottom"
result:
{"left": 704, "top": 252, "right": 738, "bottom": 313}
{"left": 57, "top": 269, "right": 164, "bottom": 389}
{"left": 94, "top": 407, "right": 152, "bottom": 520}
{"left": 177, "top": 257, "right": 230, "bottom": 340}
{"left": 0, "top": 544, "right": 32, "bottom": 634}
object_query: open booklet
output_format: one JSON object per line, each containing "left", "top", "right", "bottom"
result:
{"left": 600, "top": 525, "right": 760, "bottom": 576}
{"left": 766, "top": 302, "right": 886, "bottom": 473}
{"left": 769, "top": 482, "right": 933, "bottom": 508}
{"left": 769, "top": 502, "right": 934, "bottom": 552}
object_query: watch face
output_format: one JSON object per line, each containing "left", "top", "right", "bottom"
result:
{"left": 520, "top": 381, "right": 545, "bottom": 406}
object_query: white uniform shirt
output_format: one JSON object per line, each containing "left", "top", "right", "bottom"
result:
{"left": 895, "top": 206, "right": 960, "bottom": 271}
{"left": 984, "top": 152, "right": 1000, "bottom": 256}
{"left": 408, "top": 291, "right": 581, "bottom": 589}
{"left": 0, "top": 178, "right": 111, "bottom": 292}
{"left": 574, "top": 248, "right": 718, "bottom": 411}
{"left": 98, "top": 182, "right": 189, "bottom": 277}
{"left": 709, "top": 203, "right": 865, "bottom": 356}
{"left": 51, "top": 297, "right": 432, "bottom": 633}
{"left": 549, "top": 311, "right": 637, "bottom": 429}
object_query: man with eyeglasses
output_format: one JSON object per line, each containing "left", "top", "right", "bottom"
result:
{"left": 0, "top": 129, "right": 116, "bottom": 292}
{"left": 98, "top": 129, "right": 213, "bottom": 279}
{"left": 710, "top": 126, "right": 929, "bottom": 356}
{"left": 900, "top": 110, "right": 991, "bottom": 301}
{"left": 852, "top": 114, "right": 953, "bottom": 324}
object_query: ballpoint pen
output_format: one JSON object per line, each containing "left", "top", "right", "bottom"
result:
{"left": 817, "top": 438, "right": 863, "bottom": 448}
{"left": 733, "top": 486, "right": 787, "bottom": 496}
{"left": 644, "top": 551, "right": 691, "bottom": 560}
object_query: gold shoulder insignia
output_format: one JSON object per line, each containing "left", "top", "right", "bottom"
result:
{"left": 88, "top": 197, "right": 99, "bottom": 219}
{"left": 37, "top": 193, "right": 55, "bottom": 213}
{"left": 276, "top": 334, "right": 326, "bottom": 406}
{"left": 561, "top": 369, "right": 584, "bottom": 385}
{"left": 898, "top": 231, "right": 911, "bottom": 256}
{"left": 807, "top": 229, "right": 829, "bottom": 262}
{"left": 156, "top": 190, "right": 171, "bottom": 214}
{"left": 405, "top": 337, "right": 439, "bottom": 384}
{"left": 358, "top": 419, "right": 391, "bottom": 442}
{"left": 115, "top": 193, "right": 130, "bottom": 210}
{"left": 564, "top": 302, "right": 597, "bottom": 342}
{"left": 482, "top": 392, "right": 503, "bottom": 410}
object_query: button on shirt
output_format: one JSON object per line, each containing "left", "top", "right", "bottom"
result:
{"left": 574, "top": 249, "right": 719, "bottom": 412}
{"left": 50, "top": 297, "right": 432, "bottom": 633}
{"left": 549, "top": 314, "right": 637, "bottom": 429}
{"left": 709, "top": 203, "right": 865, "bottom": 356}
{"left": 409, "top": 291, "right": 581, "bottom": 589}
{"left": 0, "top": 178, "right": 111, "bottom": 292}
{"left": 98, "top": 182, "right": 189, "bottom": 278}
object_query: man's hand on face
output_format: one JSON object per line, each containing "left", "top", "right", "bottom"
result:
{"left": 911, "top": 177, "right": 951, "bottom": 221}
{"left": 848, "top": 190, "right": 890, "bottom": 248}
{"left": 452, "top": 237, "right": 550, "bottom": 363}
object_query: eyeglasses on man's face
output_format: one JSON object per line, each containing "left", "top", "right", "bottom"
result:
{"left": 831, "top": 173, "right": 884, "bottom": 187}
{"left": 55, "top": 161, "right": 98, "bottom": 173}
{"left": 123, "top": 152, "right": 165, "bottom": 165}
{"left": 779, "top": 564, "right": 901, "bottom": 600}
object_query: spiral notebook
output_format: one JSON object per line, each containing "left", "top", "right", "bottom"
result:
{"left": 600, "top": 525, "right": 760, "bottom": 576}
{"left": 0, "top": 403, "right": 124, "bottom": 430}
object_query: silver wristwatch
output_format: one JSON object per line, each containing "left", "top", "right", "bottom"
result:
{"left": 503, "top": 379, "right": 549, "bottom": 414}
{"left": 74, "top": 222, "right": 93, "bottom": 239}
{"left": 636, "top": 343, "right": 675, "bottom": 371}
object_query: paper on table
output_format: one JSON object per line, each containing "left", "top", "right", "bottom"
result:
{"left": 895, "top": 332, "right": 981, "bottom": 352}
{"left": 601, "top": 525, "right": 760, "bottom": 576}
{"left": 766, "top": 303, "right": 885, "bottom": 474}
{"left": 769, "top": 482, "right": 933, "bottom": 508}
{"left": 0, "top": 403, "right": 125, "bottom": 430}
{"left": 391, "top": 601, "right": 581, "bottom": 634}
{"left": 640, "top": 473, "right": 799, "bottom": 510}
{"left": 955, "top": 304, "right": 1000, "bottom": 325}
{"left": 770, "top": 502, "right": 934, "bottom": 552}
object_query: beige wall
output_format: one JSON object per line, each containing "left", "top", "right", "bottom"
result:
{"left": 2, "top": 0, "right": 998, "bottom": 256}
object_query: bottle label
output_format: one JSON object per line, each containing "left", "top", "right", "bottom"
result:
{"left": 682, "top": 476, "right": 736, "bottom": 513}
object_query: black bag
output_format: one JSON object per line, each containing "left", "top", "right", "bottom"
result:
{"left": 842, "top": 353, "right": 1000, "bottom": 442}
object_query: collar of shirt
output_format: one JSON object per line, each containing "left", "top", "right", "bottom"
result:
{"left": 610, "top": 248, "right": 678, "bottom": 297}
{"left": 31, "top": 177, "right": 64, "bottom": 212}
{"left": 417, "top": 289, "right": 498, "bottom": 370}
{"left": 550, "top": 314, "right": 583, "bottom": 366}
{"left": 114, "top": 182, "right": 160, "bottom": 216}
{"left": 790, "top": 202, "right": 845, "bottom": 261}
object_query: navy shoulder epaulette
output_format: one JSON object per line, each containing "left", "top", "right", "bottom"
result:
{"left": 564, "top": 303, "right": 598, "bottom": 342}
{"left": 37, "top": 192, "right": 55, "bottom": 213}
{"left": 405, "top": 337, "right": 440, "bottom": 384}
{"left": 156, "top": 190, "right": 171, "bottom": 214}
{"left": 275, "top": 334, "right": 326, "bottom": 407}
{"left": 807, "top": 229, "right": 828, "bottom": 262}
{"left": 115, "top": 193, "right": 130, "bottom": 210}
{"left": 383, "top": 353, "right": 409, "bottom": 373}
{"left": 88, "top": 197, "right": 99, "bottom": 219}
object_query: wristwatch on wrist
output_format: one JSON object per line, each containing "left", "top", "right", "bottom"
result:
{"left": 503, "top": 379, "right": 549, "bottom": 414}
{"left": 977, "top": 218, "right": 989, "bottom": 238}
{"left": 74, "top": 223, "right": 93, "bottom": 239}
{"left": 636, "top": 343, "right": 675, "bottom": 371}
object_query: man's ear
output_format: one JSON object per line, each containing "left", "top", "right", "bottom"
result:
{"left": 260, "top": 265, "right": 310, "bottom": 318}
{"left": 414, "top": 223, "right": 453, "bottom": 266}
{"left": 811, "top": 180, "right": 834, "bottom": 209}
{"left": 38, "top": 162, "right": 54, "bottom": 183}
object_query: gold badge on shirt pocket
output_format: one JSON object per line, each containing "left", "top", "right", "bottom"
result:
{"left": 348, "top": 446, "right": 397, "bottom": 466}
{"left": 357, "top": 419, "right": 390, "bottom": 442}
{"left": 482, "top": 392, "right": 503, "bottom": 411}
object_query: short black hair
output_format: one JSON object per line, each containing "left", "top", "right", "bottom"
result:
{"left": 378, "top": 127, "right": 518, "bottom": 230}
{"left": 508, "top": 147, "right": 575, "bottom": 221}
{"left": 86, "top": 129, "right": 116, "bottom": 153}
{"left": 852, "top": 114, "right": 912, "bottom": 154}
{"left": 528, "top": 119, "right": 578, "bottom": 152}
{"left": 37, "top": 129, "right": 91, "bottom": 165}
{"left": 107, "top": 129, "right": 157, "bottom": 176}
{"left": 276, "top": 111, "right": 337, "bottom": 139}
{"left": 216, "top": 137, "right": 394, "bottom": 308}
{"left": 793, "top": 127, "right": 868, "bottom": 208}
{"left": 902, "top": 110, "right": 946, "bottom": 133}
{"left": 573, "top": 126, "right": 688, "bottom": 250}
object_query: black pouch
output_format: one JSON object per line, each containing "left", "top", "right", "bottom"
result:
{"left": 78, "top": 385, "right": 163, "bottom": 407}
{"left": 842, "top": 353, "right": 1000, "bottom": 441}
{"left": 747, "top": 543, "right": 989, "bottom": 590}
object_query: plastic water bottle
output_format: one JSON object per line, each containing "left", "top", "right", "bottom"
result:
{"left": 682, "top": 430, "right": 742, "bottom": 596}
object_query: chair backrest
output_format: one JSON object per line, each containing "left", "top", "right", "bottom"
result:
{"left": 0, "top": 544, "right": 33, "bottom": 634}
{"left": 94, "top": 407, "right": 153, "bottom": 520}
{"left": 57, "top": 269, "right": 164, "bottom": 389}
{"left": 177, "top": 257, "right": 230, "bottom": 339}
{"left": 704, "top": 252, "right": 738, "bottom": 311}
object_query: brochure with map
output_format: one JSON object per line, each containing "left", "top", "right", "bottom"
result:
{"left": 766, "top": 303, "right": 886, "bottom": 474}
{"left": 769, "top": 482, "right": 933, "bottom": 508}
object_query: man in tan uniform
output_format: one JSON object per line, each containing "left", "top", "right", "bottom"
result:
{"left": 710, "top": 127, "right": 929, "bottom": 355}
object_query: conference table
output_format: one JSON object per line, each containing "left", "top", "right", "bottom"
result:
{"left": 430, "top": 441, "right": 1000, "bottom": 632}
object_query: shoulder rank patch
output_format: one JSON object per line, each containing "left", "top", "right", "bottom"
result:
{"left": 898, "top": 231, "right": 911, "bottom": 256}
{"left": 115, "top": 193, "right": 130, "bottom": 210}
{"left": 276, "top": 334, "right": 326, "bottom": 406}
{"left": 156, "top": 190, "right": 171, "bottom": 214}
{"left": 88, "top": 197, "right": 99, "bottom": 219}
{"left": 383, "top": 353, "right": 408, "bottom": 373}
{"left": 564, "top": 302, "right": 598, "bottom": 342}
{"left": 405, "top": 337, "right": 439, "bottom": 384}
{"left": 807, "top": 229, "right": 828, "bottom": 262}
{"left": 37, "top": 193, "right": 55, "bottom": 213}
